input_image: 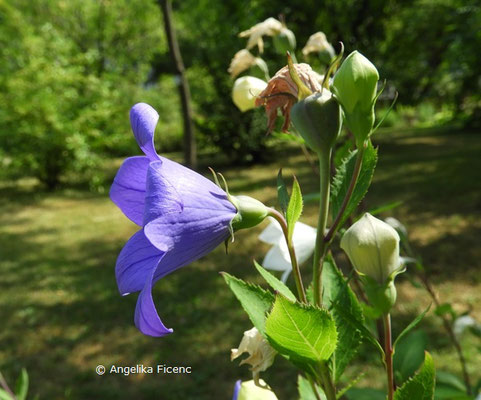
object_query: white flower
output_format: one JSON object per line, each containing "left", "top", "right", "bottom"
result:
{"left": 258, "top": 218, "right": 317, "bottom": 282}
{"left": 233, "top": 379, "right": 279, "bottom": 400}
{"left": 232, "top": 76, "right": 267, "bottom": 112}
{"left": 302, "top": 32, "right": 335, "bottom": 58}
{"left": 231, "top": 327, "right": 276, "bottom": 382}
{"left": 453, "top": 315, "right": 476, "bottom": 337}
{"left": 228, "top": 49, "right": 257, "bottom": 78}
{"left": 341, "top": 213, "right": 401, "bottom": 283}
{"left": 239, "top": 17, "right": 283, "bottom": 53}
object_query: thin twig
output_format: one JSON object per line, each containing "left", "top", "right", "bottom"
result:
{"left": 418, "top": 273, "right": 472, "bottom": 394}
{"left": 325, "top": 142, "right": 366, "bottom": 244}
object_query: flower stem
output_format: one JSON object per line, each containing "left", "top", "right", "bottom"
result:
{"left": 324, "top": 141, "right": 366, "bottom": 244}
{"left": 318, "top": 361, "right": 337, "bottom": 400}
{"left": 267, "top": 208, "right": 307, "bottom": 303}
{"left": 383, "top": 313, "right": 395, "bottom": 400}
{"left": 312, "top": 149, "right": 332, "bottom": 306}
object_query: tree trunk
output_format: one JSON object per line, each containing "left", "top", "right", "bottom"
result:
{"left": 158, "top": 0, "right": 197, "bottom": 169}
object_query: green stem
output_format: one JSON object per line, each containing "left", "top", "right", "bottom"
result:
{"left": 307, "top": 375, "right": 323, "bottom": 400}
{"left": 312, "top": 149, "right": 332, "bottom": 306}
{"left": 319, "top": 362, "right": 337, "bottom": 400}
{"left": 267, "top": 208, "right": 307, "bottom": 303}
{"left": 324, "top": 141, "right": 366, "bottom": 244}
{"left": 383, "top": 313, "right": 395, "bottom": 400}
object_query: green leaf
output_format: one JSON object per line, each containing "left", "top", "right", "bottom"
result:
{"left": 331, "top": 300, "right": 384, "bottom": 359}
{"left": 435, "top": 371, "right": 466, "bottom": 392}
{"left": 367, "top": 200, "right": 403, "bottom": 216}
{"left": 15, "top": 368, "right": 28, "bottom": 400}
{"left": 434, "top": 303, "right": 456, "bottom": 320}
{"left": 394, "top": 330, "right": 428, "bottom": 384}
{"left": 394, "top": 304, "right": 431, "bottom": 349}
{"left": 336, "top": 372, "right": 366, "bottom": 399}
{"left": 330, "top": 141, "right": 378, "bottom": 229}
{"left": 222, "top": 272, "right": 274, "bottom": 335}
{"left": 321, "top": 257, "right": 364, "bottom": 382}
{"left": 254, "top": 261, "right": 296, "bottom": 302}
{"left": 434, "top": 386, "right": 471, "bottom": 400}
{"left": 298, "top": 374, "right": 326, "bottom": 400}
{"left": 265, "top": 295, "right": 337, "bottom": 365}
{"left": 334, "top": 139, "right": 354, "bottom": 168}
{"left": 394, "top": 352, "right": 436, "bottom": 400}
{"left": 286, "top": 176, "right": 303, "bottom": 241}
{"left": 0, "top": 389, "right": 13, "bottom": 400}
{"left": 277, "top": 169, "right": 290, "bottom": 215}
{"left": 434, "top": 370, "right": 469, "bottom": 399}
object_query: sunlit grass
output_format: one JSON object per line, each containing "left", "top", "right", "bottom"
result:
{"left": 0, "top": 128, "right": 480, "bottom": 399}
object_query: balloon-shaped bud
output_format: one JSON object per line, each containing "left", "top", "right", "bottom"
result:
{"left": 273, "top": 27, "right": 296, "bottom": 54}
{"left": 230, "top": 195, "right": 269, "bottom": 231}
{"left": 291, "top": 89, "right": 342, "bottom": 154}
{"left": 232, "top": 380, "right": 279, "bottom": 400}
{"left": 341, "top": 213, "right": 402, "bottom": 313}
{"left": 232, "top": 76, "right": 268, "bottom": 112}
{"left": 332, "top": 51, "right": 379, "bottom": 146}
{"left": 341, "top": 213, "right": 402, "bottom": 283}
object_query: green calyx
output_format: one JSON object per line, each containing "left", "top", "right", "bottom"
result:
{"left": 290, "top": 89, "right": 342, "bottom": 154}
{"left": 363, "top": 277, "right": 397, "bottom": 315}
{"left": 230, "top": 195, "right": 269, "bottom": 231}
{"left": 209, "top": 168, "right": 268, "bottom": 234}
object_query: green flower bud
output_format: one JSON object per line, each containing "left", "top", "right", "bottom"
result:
{"left": 273, "top": 27, "right": 296, "bottom": 54}
{"left": 332, "top": 51, "right": 379, "bottom": 145}
{"left": 290, "top": 89, "right": 342, "bottom": 154}
{"left": 230, "top": 195, "right": 269, "bottom": 231}
{"left": 232, "top": 76, "right": 268, "bottom": 112}
{"left": 340, "top": 213, "right": 401, "bottom": 284}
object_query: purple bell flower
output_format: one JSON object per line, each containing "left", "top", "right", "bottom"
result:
{"left": 110, "top": 103, "right": 238, "bottom": 337}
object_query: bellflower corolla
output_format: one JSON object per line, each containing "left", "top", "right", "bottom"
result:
{"left": 110, "top": 103, "right": 237, "bottom": 337}
{"left": 258, "top": 218, "right": 317, "bottom": 282}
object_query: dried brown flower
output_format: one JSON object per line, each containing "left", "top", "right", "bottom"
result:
{"left": 255, "top": 63, "right": 323, "bottom": 133}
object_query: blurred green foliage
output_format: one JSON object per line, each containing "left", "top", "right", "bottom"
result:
{"left": 0, "top": 0, "right": 480, "bottom": 189}
{"left": 0, "top": 0, "right": 173, "bottom": 189}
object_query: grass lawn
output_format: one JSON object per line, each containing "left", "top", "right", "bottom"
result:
{"left": 0, "top": 128, "right": 480, "bottom": 399}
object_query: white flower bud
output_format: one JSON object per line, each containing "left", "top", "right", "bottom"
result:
{"left": 340, "top": 213, "right": 401, "bottom": 284}
{"left": 234, "top": 380, "right": 279, "bottom": 400}
{"left": 232, "top": 76, "right": 267, "bottom": 112}
{"left": 231, "top": 327, "right": 276, "bottom": 381}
